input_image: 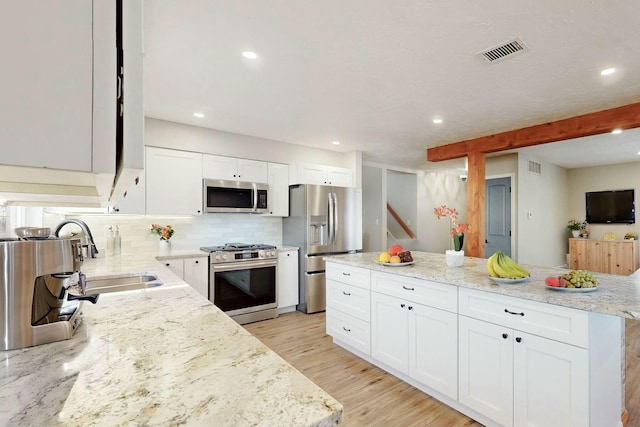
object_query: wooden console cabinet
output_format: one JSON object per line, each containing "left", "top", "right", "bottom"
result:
{"left": 569, "top": 238, "right": 638, "bottom": 275}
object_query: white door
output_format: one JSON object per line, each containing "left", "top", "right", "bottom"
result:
{"left": 266, "top": 163, "right": 289, "bottom": 217}
{"left": 513, "top": 332, "right": 589, "bottom": 427}
{"left": 277, "top": 250, "right": 299, "bottom": 309}
{"left": 371, "top": 292, "right": 409, "bottom": 374}
{"left": 236, "top": 159, "right": 268, "bottom": 183}
{"left": 408, "top": 303, "right": 458, "bottom": 400}
{"left": 146, "top": 147, "right": 203, "bottom": 215}
{"left": 183, "top": 257, "right": 209, "bottom": 299}
{"left": 459, "top": 316, "right": 513, "bottom": 427}
{"left": 486, "top": 177, "right": 512, "bottom": 257}
{"left": 202, "top": 154, "right": 236, "bottom": 180}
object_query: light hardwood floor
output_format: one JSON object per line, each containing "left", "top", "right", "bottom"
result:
{"left": 245, "top": 311, "right": 640, "bottom": 427}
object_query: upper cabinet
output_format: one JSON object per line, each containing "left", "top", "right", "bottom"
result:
{"left": 202, "top": 154, "right": 268, "bottom": 183}
{"left": 290, "top": 163, "right": 353, "bottom": 187}
{"left": 146, "top": 147, "right": 203, "bottom": 215}
{"left": 0, "top": 0, "right": 143, "bottom": 206}
{"left": 265, "top": 163, "right": 289, "bottom": 217}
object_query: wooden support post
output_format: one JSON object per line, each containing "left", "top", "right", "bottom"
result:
{"left": 466, "top": 152, "right": 486, "bottom": 258}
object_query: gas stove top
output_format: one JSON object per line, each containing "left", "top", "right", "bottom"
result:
{"left": 200, "top": 243, "right": 276, "bottom": 252}
{"left": 200, "top": 243, "right": 278, "bottom": 264}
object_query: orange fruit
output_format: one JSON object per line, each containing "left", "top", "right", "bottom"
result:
{"left": 388, "top": 244, "right": 403, "bottom": 256}
{"left": 390, "top": 255, "right": 401, "bottom": 263}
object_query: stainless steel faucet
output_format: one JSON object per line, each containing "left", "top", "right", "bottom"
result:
{"left": 54, "top": 219, "right": 99, "bottom": 258}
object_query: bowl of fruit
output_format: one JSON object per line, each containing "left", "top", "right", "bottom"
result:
{"left": 375, "top": 244, "right": 414, "bottom": 266}
{"left": 545, "top": 270, "right": 598, "bottom": 292}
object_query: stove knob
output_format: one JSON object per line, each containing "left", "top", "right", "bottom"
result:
{"left": 215, "top": 255, "right": 221, "bottom": 261}
{"left": 258, "top": 250, "right": 265, "bottom": 258}
{"left": 222, "top": 254, "right": 228, "bottom": 260}
{"left": 270, "top": 251, "right": 276, "bottom": 257}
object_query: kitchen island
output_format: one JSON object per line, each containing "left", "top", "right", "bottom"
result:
{"left": 325, "top": 251, "right": 637, "bottom": 427}
{"left": 0, "top": 253, "right": 343, "bottom": 427}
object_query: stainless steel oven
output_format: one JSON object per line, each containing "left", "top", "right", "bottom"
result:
{"left": 200, "top": 243, "right": 278, "bottom": 324}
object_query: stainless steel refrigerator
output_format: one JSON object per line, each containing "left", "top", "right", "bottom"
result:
{"left": 283, "top": 184, "right": 362, "bottom": 313}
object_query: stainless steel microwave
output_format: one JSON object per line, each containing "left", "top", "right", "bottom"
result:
{"left": 203, "top": 179, "right": 268, "bottom": 213}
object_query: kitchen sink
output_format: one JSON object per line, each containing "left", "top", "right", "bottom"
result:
{"left": 83, "top": 273, "right": 164, "bottom": 295}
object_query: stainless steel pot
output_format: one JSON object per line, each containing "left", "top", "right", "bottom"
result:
{"left": 14, "top": 227, "right": 52, "bottom": 239}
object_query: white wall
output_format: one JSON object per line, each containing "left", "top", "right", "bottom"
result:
{"left": 568, "top": 160, "right": 639, "bottom": 242}
{"left": 145, "top": 117, "right": 358, "bottom": 172}
{"left": 517, "top": 155, "right": 569, "bottom": 267}
{"left": 417, "top": 171, "right": 468, "bottom": 253}
{"left": 387, "top": 170, "right": 417, "bottom": 242}
{"left": 362, "top": 166, "right": 384, "bottom": 252}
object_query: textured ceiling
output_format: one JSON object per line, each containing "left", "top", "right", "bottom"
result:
{"left": 143, "top": 0, "right": 640, "bottom": 170}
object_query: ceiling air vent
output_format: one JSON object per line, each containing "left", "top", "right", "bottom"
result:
{"left": 528, "top": 160, "right": 542, "bottom": 175}
{"left": 478, "top": 38, "right": 528, "bottom": 63}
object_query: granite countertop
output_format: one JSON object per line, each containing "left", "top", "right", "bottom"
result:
{"left": 325, "top": 251, "right": 640, "bottom": 320}
{"left": 154, "top": 246, "right": 299, "bottom": 261}
{"left": 1, "top": 253, "right": 342, "bottom": 427}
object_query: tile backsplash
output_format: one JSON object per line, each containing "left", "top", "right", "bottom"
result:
{"left": 42, "top": 212, "right": 283, "bottom": 256}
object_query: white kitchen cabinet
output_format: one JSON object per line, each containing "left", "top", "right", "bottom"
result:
{"left": 265, "top": 163, "right": 289, "bottom": 217}
{"left": 289, "top": 163, "right": 353, "bottom": 187}
{"left": 110, "top": 172, "right": 145, "bottom": 214}
{"left": 162, "top": 256, "right": 208, "bottom": 299}
{"left": 146, "top": 147, "right": 203, "bottom": 215}
{"left": 277, "top": 249, "right": 299, "bottom": 312}
{"left": 183, "top": 257, "right": 209, "bottom": 299}
{"left": 371, "top": 291, "right": 458, "bottom": 400}
{"left": 325, "top": 263, "right": 371, "bottom": 356}
{"left": 202, "top": 154, "right": 268, "bottom": 183}
{"left": 459, "top": 287, "right": 621, "bottom": 427}
{"left": 371, "top": 292, "right": 409, "bottom": 373}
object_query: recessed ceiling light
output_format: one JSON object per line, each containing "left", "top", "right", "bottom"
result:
{"left": 612, "top": 128, "right": 622, "bottom": 134}
{"left": 432, "top": 117, "right": 443, "bottom": 124}
{"left": 193, "top": 112, "right": 205, "bottom": 118}
{"left": 332, "top": 141, "right": 340, "bottom": 145}
{"left": 601, "top": 68, "right": 616, "bottom": 76}
{"left": 242, "top": 51, "right": 258, "bottom": 59}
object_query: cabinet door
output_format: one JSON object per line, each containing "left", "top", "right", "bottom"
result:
{"left": 408, "top": 303, "right": 458, "bottom": 400}
{"left": 513, "top": 332, "right": 588, "bottom": 427}
{"left": 1, "top": 1, "right": 93, "bottom": 171}
{"left": 236, "top": 159, "right": 268, "bottom": 183}
{"left": 146, "top": 147, "right": 203, "bottom": 215}
{"left": 277, "top": 250, "right": 299, "bottom": 309}
{"left": 326, "top": 280, "right": 370, "bottom": 322}
{"left": 459, "top": 316, "right": 513, "bottom": 427}
{"left": 202, "top": 154, "right": 236, "bottom": 180}
{"left": 371, "top": 292, "right": 409, "bottom": 374}
{"left": 111, "top": 172, "right": 145, "bottom": 214}
{"left": 162, "top": 259, "right": 184, "bottom": 279}
{"left": 292, "top": 163, "right": 326, "bottom": 185}
{"left": 603, "top": 240, "right": 636, "bottom": 275}
{"left": 183, "top": 257, "right": 209, "bottom": 299}
{"left": 265, "top": 163, "right": 289, "bottom": 216}
{"left": 326, "top": 166, "right": 353, "bottom": 187}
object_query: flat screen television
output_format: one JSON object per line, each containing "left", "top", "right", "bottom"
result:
{"left": 585, "top": 189, "right": 635, "bottom": 224}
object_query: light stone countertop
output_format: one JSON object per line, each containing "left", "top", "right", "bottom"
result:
{"left": 0, "top": 252, "right": 342, "bottom": 427}
{"left": 325, "top": 251, "right": 640, "bottom": 320}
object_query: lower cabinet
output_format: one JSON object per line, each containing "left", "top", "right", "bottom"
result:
{"left": 459, "top": 316, "right": 588, "bottom": 427}
{"left": 162, "top": 256, "right": 208, "bottom": 299}
{"left": 325, "top": 261, "right": 624, "bottom": 427}
{"left": 277, "top": 249, "right": 299, "bottom": 312}
{"left": 371, "top": 291, "right": 458, "bottom": 400}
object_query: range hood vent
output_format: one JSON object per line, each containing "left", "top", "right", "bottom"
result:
{"left": 478, "top": 38, "right": 528, "bottom": 63}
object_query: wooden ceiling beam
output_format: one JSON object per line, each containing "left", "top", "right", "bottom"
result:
{"left": 427, "top": 102, "right": 640, "bottom": 162}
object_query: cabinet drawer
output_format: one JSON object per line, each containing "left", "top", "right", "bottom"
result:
{"left": 326, "top": 307, "right": 370, "bottom": 356}
{"left": 326, "top": 279, "right": 370, "bottom": 322}
{"left": 459, "top": 288, "right": 589, "bottom": 348}
{"left": 326, "top": 263, "right": 370, "bottom": 289}
{"left": 371, "top": 271, "right": 457, "bottom": 313}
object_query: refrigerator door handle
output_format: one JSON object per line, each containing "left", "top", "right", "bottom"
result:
{"left": 328, "top": 192, "right": 335, "bottom": 244}
{"left": 332, "top": 192, "right": 339, "bottom": 244}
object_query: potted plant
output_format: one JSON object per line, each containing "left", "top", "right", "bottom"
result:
{"left": 624, "top": 233, "right": 637, "bottom": 240}
{"left": 567, "top": 220, "right": 582, "bottom": 238}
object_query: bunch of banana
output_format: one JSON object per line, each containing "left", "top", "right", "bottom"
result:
{"left": 487, "top": 250, "right": 530, "bottom": 279}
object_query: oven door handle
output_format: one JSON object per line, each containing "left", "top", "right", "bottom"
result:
{"left": 212, "top": 260, "right": 277, "bottom": 271}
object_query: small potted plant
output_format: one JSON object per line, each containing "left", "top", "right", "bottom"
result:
{"left": 624, "top": 233, "right": 637, "bottom": 240}
{"left": 567, "top": 220, "right": 582, "bottom": 238}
